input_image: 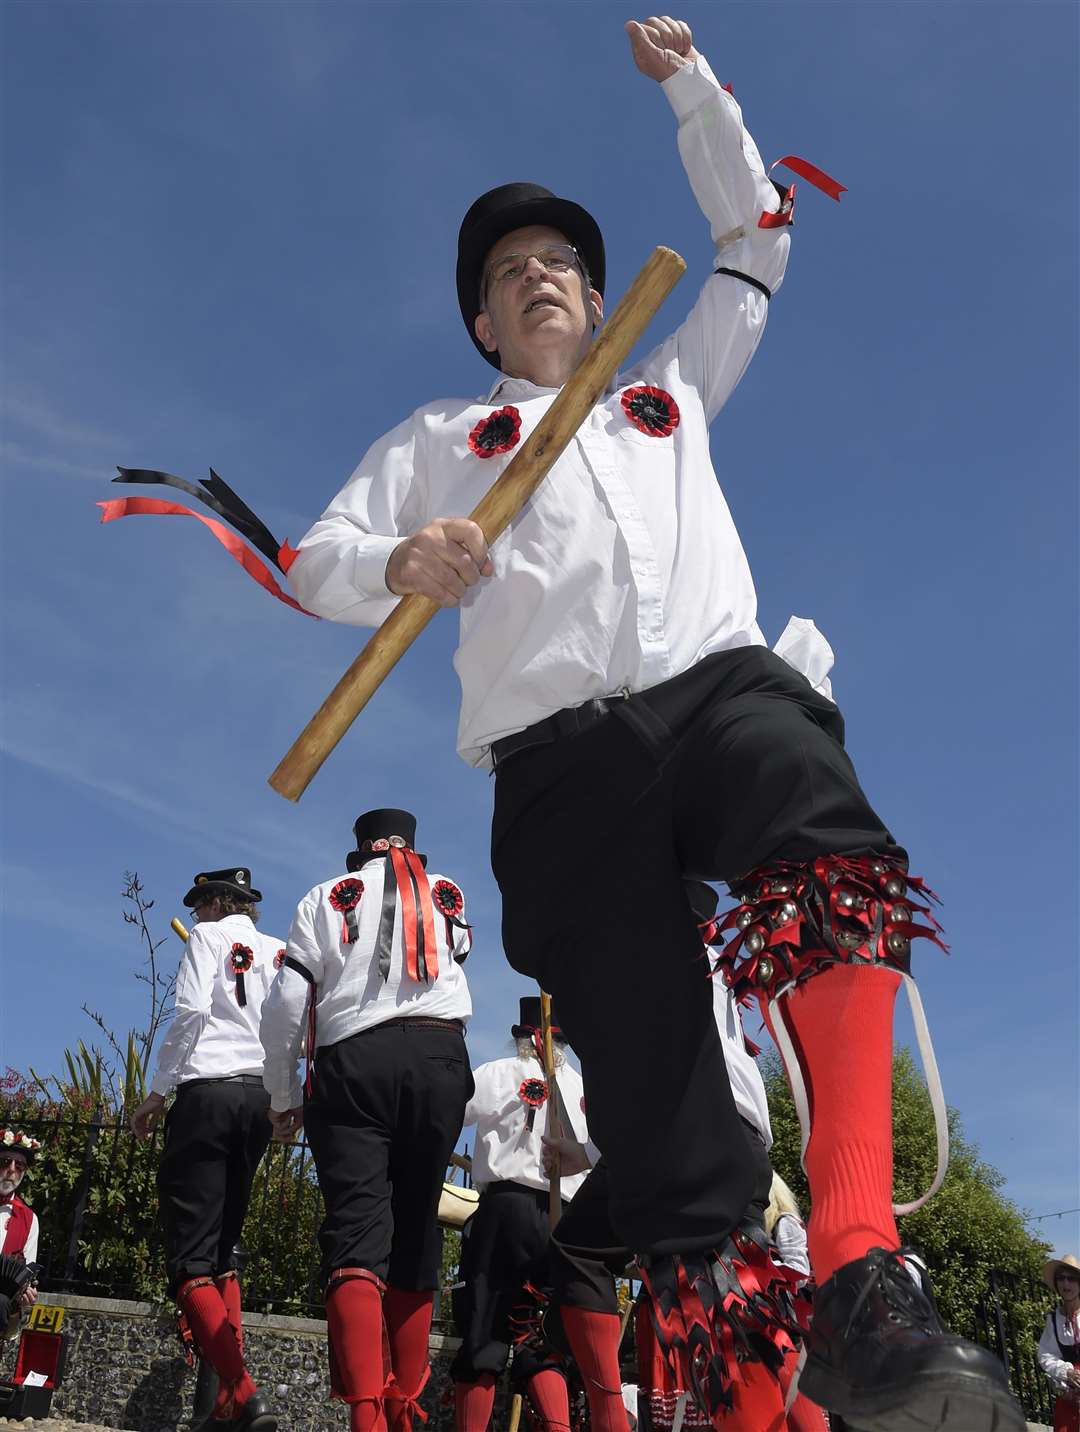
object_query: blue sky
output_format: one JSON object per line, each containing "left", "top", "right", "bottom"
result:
{"left": 1, "top": 2, "right": 1076, "bottom": 1259}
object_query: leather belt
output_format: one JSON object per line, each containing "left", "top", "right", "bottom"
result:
{"left": 491, "top": 690, "right": 632, "bottom": 770}
{"left": 179, "top": 1074, "right": 265, "bottom": 1090}
{"left": 377, "top": 1017, "right": 464, "bottom": 1033}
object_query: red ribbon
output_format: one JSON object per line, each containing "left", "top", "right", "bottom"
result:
{"left": 97, "top": 497, "right": 314, "bottom": 616}
{"left": 389, "top": 847, "right": 439, "bottom": 984}
{"left": 770, "top": 155, "right": 847, "bottom": 201}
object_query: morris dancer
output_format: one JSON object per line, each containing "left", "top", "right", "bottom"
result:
{"left": 132, "top": 867, "right": 280, "bottom": 1432}
{"left": 260, "top": 809, "right": 473, "bottom": 1432}
{"left": 452, "top": 997, "right": 590, "bottom": 1432}
{"left": 285, "top": 16, "right": 1021, "bottom": 1432}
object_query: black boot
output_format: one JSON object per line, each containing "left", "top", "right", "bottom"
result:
{"left": 226, "top": 1392, "right": 278, "bottom": 1432}
{"left": 799, "top": 1247, "right": 1024, "bottom": 1432}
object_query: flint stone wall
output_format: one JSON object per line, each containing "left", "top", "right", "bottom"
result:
{"left": 0, "top": 1294, "right": 487, "bottom": 1432}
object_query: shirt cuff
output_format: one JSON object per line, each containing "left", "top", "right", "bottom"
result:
{"left": 150, "top": 1071, "right": 175, "bottom": 1097}
{"left": 662, "top": 52, "right": 729, "bottom": 125}
{"left": 268, "top": 1084, "right": 302, "bottom": 1113}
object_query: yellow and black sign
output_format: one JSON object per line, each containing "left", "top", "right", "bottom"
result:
{"left": 26, "top": 1304, "right": 65, "bottom": 1334}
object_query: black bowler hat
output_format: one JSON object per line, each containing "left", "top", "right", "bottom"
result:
{"left": 183, "top": 867, "right": 262, "bottom": 908}
{"left": 346, "top": 808, "right": 422, "bottom": 872}
{"left": 511, "top": 996, "right": 565, "bottom": 1041}
{"left": 457, "top": 182, "right": 606, "bottom": 369}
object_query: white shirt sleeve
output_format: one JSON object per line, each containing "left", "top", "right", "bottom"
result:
{"left": 260, "top": 893, "right": 325, "bottom": 1113}
{"left": 650, "top": 54, "right": 790, "bottom": 423}
{"left": 1038, "top": 1311, "right": 1075, "bottom": 1391}
{"left": 150, "top": 925, "right": 219, "bottom": 1095}
{"left": 288, "top": 413, "right": 430, "bottom": 624}
{"left": 773, "top": 1213, "right": 811, "bottom": 1278}
{"left": 23, "top": 1213, "right": 39, "bottom": 1265}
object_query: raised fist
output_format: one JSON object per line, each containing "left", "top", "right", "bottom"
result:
{"left": 625, "top": 15, "right": 699, "bottom": 82}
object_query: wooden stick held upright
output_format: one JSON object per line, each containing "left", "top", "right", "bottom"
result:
{"left": 540, "top": 990, "right": 562, "bottom": 1232}
{"left": 269, "top": 245, "right": 686, "bottom": 801}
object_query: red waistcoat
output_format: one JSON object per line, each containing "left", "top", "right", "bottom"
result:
{"left": 1, "top": 1195, "right": 34, "bottom": 1255}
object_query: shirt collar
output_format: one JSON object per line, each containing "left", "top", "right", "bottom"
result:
{"left": 484, "top": 371, "right": 621, "bottom": 405}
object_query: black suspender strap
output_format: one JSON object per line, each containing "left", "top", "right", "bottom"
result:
{"left": 714, "top": 267, "right": 773, "bottom": 301}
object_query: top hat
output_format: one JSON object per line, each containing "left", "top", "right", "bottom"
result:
{"left": 346, "top": 809, "right": 424, "bottom": 872}
{"left": 457, "top": 182, "right": 606, "bottom": 369}
{"left": 511, "top": 996, "right": 564, "bottom": 1041}
{"left": 1044, "top": 1253, "right": 1080, "bottom": 1289}
{"left": 182, "top": 867, "right": 262, "bottom": 908}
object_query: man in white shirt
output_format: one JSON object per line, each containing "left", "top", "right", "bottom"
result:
{"left": 451, "top": 998, "right": 589, "bottom": 1432}
{"left": 286, "top": 17, "right": 1020, "bottom": 1432}
{"left": 260, "top": 809, "right": 473, "bottom": 1432}
{"left": 132, "top": 866, "right": 280, "bottom": 1432}
{"left": 0, "top": 1130, "right": 41, "bottom": 1339}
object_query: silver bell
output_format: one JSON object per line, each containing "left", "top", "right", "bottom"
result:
{"left": 838, "top": 929, "right": 863, "bottom": 950}
{"left": 778, "top": 901, "right": 799, "bottom": 924}
{"left": 891, "top": 904, "right": 911, "bottom": 926}
{"left": 757, "top": 955, "right": 775, "bottom": 983}
{"left": 884, "top": 876, "right": 906, "bottom": 898}
{"left": 745, "top": 928, "right": 766, "bottom": 955}
{"left": 871, "top": 861, "right": 886, "bottom": 875}
{"left": 887, "top": 931, "right": 910, "bottom": 956}
{"left": 773, "top": 881, "right": 791, "bottom": 895}
{"left": 736, "top": 909, "right": 754, "bottom": 930}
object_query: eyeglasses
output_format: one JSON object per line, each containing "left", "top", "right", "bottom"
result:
{"left": 484, "top": 243, "right": 582, "bottom": 292}
{"left": 0, "top": 1156, "right": 28, "bottom": 1171}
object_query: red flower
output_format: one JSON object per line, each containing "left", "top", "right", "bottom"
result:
{"left": 329, "top": 879, "right": 364, "bottom": 913}
{"left": 274, "top": 948, "right": 285, "bottom": 970}
{"left": 229, "top": 943, "right": 254, "bottom": 975}
{"left": 468, "top": 405, "right": 521, "bottom": 458}
{"left": 519, "top": 1078, "right": 548, "bottom": 1109}
{"left": 620, "top": 385, "right": 680, "bottom": 437}
{"left": 432, "top": 880, "right": 464, "bottom": 919}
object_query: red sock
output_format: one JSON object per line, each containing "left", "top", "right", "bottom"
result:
{"left": 561, "top": 1306, "right": 628, "bottom": 1432}
{"left": 776, "top": 964, "right": 902, "bottom": 1282}
{"left": 454, "top": 1376, "right": 496, "bottom": 1432}
{"left": 383, "top": 1287, "right": 433, "bottom": 1432}
{"left": 726, "top": 1361, "right": 787, "bottom": 1432}
{"left": 326, "top": 1276, "right": 388, "bottom": 1432}
{"left": 216, "top": 1273, "right": 243, "bottom": 1353}
{"left": 525, "top": 1369, "right": 571, "bottom": 1432}
{"left": 178, "top": 1278, "right": 256, "bottom": 1412}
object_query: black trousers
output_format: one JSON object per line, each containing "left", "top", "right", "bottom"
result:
{"left": 492, "top": 646, "right": 900, "bottom": 1257}
{"left": 549, "top": 1123, "right": 774, "bottom": 1315}
{"left": 451, "top": 1182, "right": 564, "bottom": 1385}
{"left": 158, "top": 1076, "right": 272, "bottom": 1294}
{"left": 303, "top": 1020, "right": 473, "bottom": 1289}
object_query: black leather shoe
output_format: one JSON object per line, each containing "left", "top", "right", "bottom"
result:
{"left": 227, "top": 1393, "right": 278, "bottom": 1432}
{"left": 799, "top": 1247, "right": 1025, "bottom": 1432}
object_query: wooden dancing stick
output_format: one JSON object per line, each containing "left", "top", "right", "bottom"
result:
{"left": 507, "top": 1394, "right": 523, "bottom": 1432}
{"left": 268, "top": 245, "right": 687, "bottom": 801}
{"left": 171, "top": 917, "right": 190, "bottom": 942}
{"left": 540, "top": 990, "right": 563, "bottom": 1232}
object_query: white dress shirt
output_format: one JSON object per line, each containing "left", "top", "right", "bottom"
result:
{"left": 0, "top": 1200, "right": 38, "bottom": 1263}
{"left": 289, "top": 55, "right": 820, "bottom": 769}
{"left": 260, "top": 857, "right": 473, "bottom": 1112}
{"left": 711, "top": 973, "right": 772, "bottom": 1148}
{"left": 150, "top": 913, "right": 282, "bottom": 1096}
{"left": 464, "top": 1054, "right": 590, "bottom": 1200}
{"left": 1038, "top": 1307, "right": 1080, "bottom": 1392}
{"left": 772, "top": 1212, "right": 811, "bottom": 1278}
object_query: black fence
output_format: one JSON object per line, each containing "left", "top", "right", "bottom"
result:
{"left": 6, "top": 1110, "right": 1058, "bottom": 1420}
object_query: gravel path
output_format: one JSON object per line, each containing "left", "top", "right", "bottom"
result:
{"left": 0, "top": 1421, "right": 125, "bottom": 1432}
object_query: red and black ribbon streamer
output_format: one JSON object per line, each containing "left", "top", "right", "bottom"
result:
{"left": 98, "top": 497, "right": 312, "bottom": 615}
{"left": 758, "top": 155, "right": 847, "bottom": 230}
{"left": 390, "top": 847, "right": 439, "bottom": 984}
{"left": 229, "top": 943, "right": 254, "bottom": 1006}
{"left": 519, "top": 1077, "right": 548, "bottom": 1133}
{"left": 328, "top": 878, "right": 365, "bottom": 945}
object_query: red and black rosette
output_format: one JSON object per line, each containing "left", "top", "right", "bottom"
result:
{"left": 328, "top": 878, "right": 364, "bottom": 945}
{"left": 274, "top": 948, "right": 285, "bottom": 970}
{"left": 468, "top": 405, "right": 521, "bottom": 459}
{"left": 431, "top": 878, "right": 471, "bottom": 956}
{"left": 229, "top": 943, "right": 254, "bottom": 1006}
{"left": 620, "top": 385, "right": 680, "bottom": 438}
{"left": 519, "top": 1076, "right": 548, "bottom": 1133}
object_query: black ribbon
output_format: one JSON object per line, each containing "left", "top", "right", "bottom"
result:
{"left": 112, "top": 467, "right": 286, "bottom": 570}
